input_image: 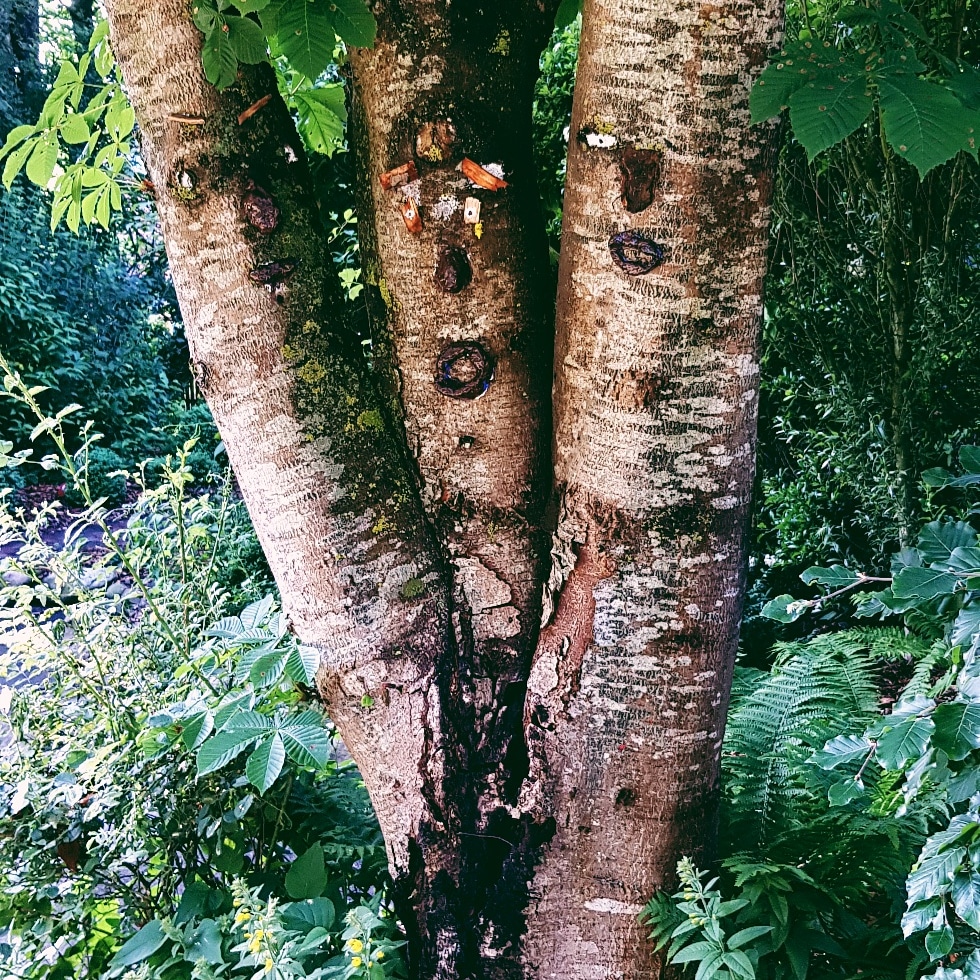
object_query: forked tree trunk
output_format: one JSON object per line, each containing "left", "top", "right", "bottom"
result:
{"left": 103, "top": 0, "right": 781, "bottom": 975}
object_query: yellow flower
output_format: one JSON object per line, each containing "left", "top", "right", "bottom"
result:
{"left": 347, "top": 939, "right": 364, "bottom": 954}
{"left": 235, "top": 910, "right": 251, "bottom": 925}
{"left": 264, "top": 955, "right": 274, "bottom": 974}
{"left": 374, "top": 951, "right": 384, "bottom": 960}
{"left": 249, "top": 936, "right": 263, "bottom": 954}
{"left": 351, "top": 956, "right": 363, "bottom": 968}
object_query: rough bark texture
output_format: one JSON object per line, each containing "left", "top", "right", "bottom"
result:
{"left": 102, "top": 0, "right": 782, "bottom": 976}
{"left": 521, "top": 0, "right": 782, "bottom": 975}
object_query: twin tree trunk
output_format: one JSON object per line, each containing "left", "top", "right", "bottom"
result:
{"left": 104, "top": 0, "right": 781, "bottom": 977}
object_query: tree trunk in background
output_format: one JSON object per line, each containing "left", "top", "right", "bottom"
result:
{"left": 103, "top": 0, "right": 782, "bottom": 974}
{"left": 0, "top": 0, "right": 40, "bottom": 128}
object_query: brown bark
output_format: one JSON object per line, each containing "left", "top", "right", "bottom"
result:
{"left": 101, "top": 0, "right": 782, "bottom": 976}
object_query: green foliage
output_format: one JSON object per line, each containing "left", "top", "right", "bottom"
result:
{"left": 751, "top": 0, "right": 978, "bottom": 177}
{"left": 0, "top": 365, "right": 401, "bottom": 978}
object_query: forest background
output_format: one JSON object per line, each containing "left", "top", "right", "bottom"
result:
{"left": 0, "top": 0, "right": 979, "bottom": 978}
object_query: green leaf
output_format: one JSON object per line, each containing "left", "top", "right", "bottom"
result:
{"left": 245, "top": 731, "right": 286, "bottom": 793}
{"left": 761, "top": 594, "right": 808, "bottom": 622}
{"left": 721, "top": 950, "right": 756, "bottom": 980}
{"left": 960, "top": 445, "right": 980, "bottom": 473}
{"left": 291, "top": 85, "right": 346, "bottom": 155}
{"left": 249, "top": 646, "right": 288, "bottom": 687}
{"left": 202, "top": 26, "right": 239, "bottom": 89}
{"left": 184, "top": 919, "right": 224, "bottom": 965}
{"left": 328, "top": 0, "right": 376, "bottom": 47}
{"left": 181, "top": 710, "right": 215, "bottom": 751}
{"left": 3, "top": 137, "right": 37, "bottom": 189}
{"left": 727, "top": 926, "right": 773, "bottom": 949}
{"left": 788, "top": 72, "right": 873, "bottom": 159}
{"left": 285, "top": 843, "right": 328, "bottom": 899}
{"left": 953, "top": 605, "right": 980, "bottom": 648}
{"left": 226, "top": 15, "right": 269, "bottom": 64}
{"left": 933, "top": 703, "right": 980, "bottom": 761}
{"left": 828, "top": 777, "right": 865, "bottom": 805}
{"left": 876, "top": 715, "right": 935, "bottom": 769}
{"left": 925, "top": 925, "right": 954, "bottom": 960}
{"left": 879, "top": 73, "right": 980, "bottom": 177}
{"left": 25, "top": 132, "right": 59, "bottom": 187}
{"left": 60, "top": 113, "right": 90, "bottom": 144}
{"left": 555, "top": 0, "right": 581, "bottom": 27}
{"left": 811, "top": 734, "right": 873, "bottom": 769}
{"left": 280, "top": 721, "right": 330, "bottom": 769}
{"left": 672, "top": 940, "right": 722, "bottom": 965}
{"left": 892, "top": 566, "right": 959, "bottom": 600}
{"left": 800, "top": 565, "right": 859, "bottom": 588}
{"left": 918, "top": 521, "right": 978, "bottom": 565}
{"left": 275, "top": 0, "right": 335, "bottom": 79}
{"left": 109, "top": 920, "right": 167, "bottom": 972}
{"left": 952, "top": 872, "right": 980, "bottom": 930}
{"left": 281, "top": 896, "right": 335, "bottom": 931}
{"left": 196, "top": 723, "right": 267, "bottom": 776}
{"left": 285, "top": 642, "right": 321, "bottom": 684}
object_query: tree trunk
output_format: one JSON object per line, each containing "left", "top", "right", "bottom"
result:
{"left": 102, "top": 0, "right": 782, "bottom": 975}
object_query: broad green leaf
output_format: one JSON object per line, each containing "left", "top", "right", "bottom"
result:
{"left": 918, "top": 521, "right": 978, "bottom": 565}
{"left": 879, "top": 73, "right": 979, "bottom": 177}
{"left": 285, "top": 843, "right": 328, "bottom": 899}
{"left": 961, "top": 446, "right": 980, "bottom": 473}
{"left": 25, "top": 132, "right": 59, "bottom": 187}
{"left": 828, "top": 777, "right": 865, "bottom": 805}
{"left": 925, "top": 925, "right": 954, "bottom": 959}
{"left": 232, "top": 0, "right": 273, "bottom": 11}
{"left": 196, "top": 725, "right": 266, "bottom": 776}
{"left": 292, "top": 86, "right": 346, "bottom": 155}
{"left": 285, "top": 642, "right": 321, "bottom": 684}
{"left": 721, "top": 949, "right": 756, "bottom": 980}
{"left": 946, "top": 547, "right": 980, "bottom": 574}
{"left": 249, "top": 646, "right": 287, "bottom": 688}
{"left": 671, "top": 940, "right": 721, "bottom": 965}
{"left": 109, "top": 920, "right": 167, "bottom": 972}
{"left": 245, "top": 731, "right": 286, "bottom": 793}
{"left": 952, "top": 872, "right": 980, "bottom": 930}
{"left": 240, "top": 593, "right": 275, "bottom": 629}
{"left": 952, "top": 605, "right": 980, "bottom": 648}
{"left": 226, "top": 15, "right": 269, "bottom": 64}
{"left": 328, "top": 0, "right": 376, "bottom": 48}
{"left": 789, "top": 72, "right": 873, "bottom": 159}
{"left": 761, "top": 594, "right": 808, "bottom": 622}
{"left": 800, "top": 565, "right": 859, "bottom": 588}
{"left": 907, "top": 847, "right": 966, "bottom": 905}
{"left": 184, "top": 919, "right": 224, "bottom": 965}
{"left": 892, "top": 566, "right": 959, "bottom": 600}
{"left": 60, "top": 113, "right": 90, "bottom": 144}
{"left": 175, "top": 882, "right": 221, "bottom": 925}
{"left": 876, "top": 715, "right": 934, "bottom": 769}
{"left": 0, "top": 123, "right": 38, "bottom": 155}
{"left": 811, "top": 733, "right": 872, "bottom": 769}
{"left": 933, "top": 703, "right": 980, "bottom": 761}
{"left": 275, "top": 0, "right": 335, "bottom": 79}
{"left": 727, "top": 926, "right": 772, "bottom": 949}
{"left": 3, "top": 138, "right": 38, "bottom": 189}
{"left": 280, "top": 722, "right": 330, "bottom": 769}
{"left": 281, "top": 896, "right": 335, "bottom": 931}
{"left": 181, "top": 710, "right": 215, "bottom": 751}
{"left": 555, "top": 0, "right": 581, "bottom": 27}
{"left": 202, "top": 27, "right": 239, "bottom": 89}
{"left": 902, "top": 897, "right": 942, "bottom": 937}
{"left": 222, "top": 709, "right": 274, "bottom": 734}
{"left": 213, "top": 690, "right": 255, "bottom": 727}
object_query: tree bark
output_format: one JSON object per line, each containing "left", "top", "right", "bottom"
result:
{"left": 102, "top": 0, "right": 782, "bottom": 976}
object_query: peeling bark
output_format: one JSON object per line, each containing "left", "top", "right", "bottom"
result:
{"left": 102, "top": 0, "right": 782, "bottom": 975}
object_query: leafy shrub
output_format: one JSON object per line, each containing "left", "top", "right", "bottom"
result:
{"left": 63, "top": 444, "right": 128, "bottom": 508}
{"left": 0, "top": 365, "right": 402, "bottom": 979}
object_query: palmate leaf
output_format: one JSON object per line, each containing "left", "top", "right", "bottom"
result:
{"left": 789, "top": 73, "right": 874, "bottom": 159}
{"left": 275, "top": 0, "right": 335, "bottom": 79}
{"left": 201, "top": 26, "right": 239, "bottom": 89}
{"left": 245, "top": 731, "right": 286, "bottom": 793}
{"left": 879, "top": 73, "right": 980, "bottom": 177}
{"left": 226, "top": 14, "right": 269, "bottom": 64}
{"left": 280, "top": 719, "right": 331, "bottom": 768}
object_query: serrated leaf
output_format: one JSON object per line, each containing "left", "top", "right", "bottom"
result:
{"left": 789, "top": 72, "right": 873, "bottom": 158}
{"left": 60, "top": 113, "right": 90, "bottom": 144}
{"left": 933, "top": 703, "right": 980, "bottom": 761}
{"left": 202, "top": 26, "right": 239, "bottom": 89}
{"left": 280, "top": 722, "right": 330, "bottom": 769}
{"left": 226, "top": 15, "right": 269, "bottom": 64}
{"left": 876, "top": 715, "right": 935, "bottom": 769}
{"left": 181, "top": 710, "right": 215, "bottom": 751}
{"left": 892, "top": 566, "right": 959, "bottom": 600}
{"left": 952, "top": 872, "right": 980, "bottom": 930}
{"left": 292, "top": 85, "right": 346, "bottom": 155}
{"left": 249, "top": 646, "right": 288, "bottom": 688}
{"left": 672, "top": 941, "right": 721, "bottom": 965}
{"left": 245, "top": 731, "right": 286, "bottom": 793}
{"left": 275, "top": 0, "right": 335, "bottom": 79}
{"left": 328, "top": 0, "right": 376, "bottom": 47}
{"left": 3, "top": 138, "right": 37, "bottom": 189}
{"left": 25, "top": 132, "right": 59, "bottom": 187}
{"left": 285, "top": 843, "right": 328, "bottom": 899}
{"left": 879, "top": 73, "right": 980, "bottom": 176}
{"left": 285, "top": 643, "right": 320, "bottom": 684}
{"left": 196, "top": 725, "right": 266, "bottom": 777}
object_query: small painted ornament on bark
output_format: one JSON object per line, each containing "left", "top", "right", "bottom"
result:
{"left": 608, "top": 231, "right": 666, "bottom": 275}
{"left": 242, "top": 182, "right": 280, "bottom": 234}
{"left": 618, "top": 146, "right": 663, "bottom": 213}
{"left": 379, "top": 160, "right": 419, "bottom": 190}
{"left": 459, "top": 158, "right": 507, "bottom": 191}
{"left": 463, "top": 197, "right": 481, "bottom": 224}
{"left": 416, "top": 118, "right": 459, "bottom": 163}
{"left": 435, "top": 341, "right": 494, "bottom": 400}
{"left": 249, "top": 259, "right": 297, "bottom": 303}
{"left": 401, "top": 199, "right": 423, "bottom": 234}
{"left": 434, "top": 245, "right": 472, "bottom": 293}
